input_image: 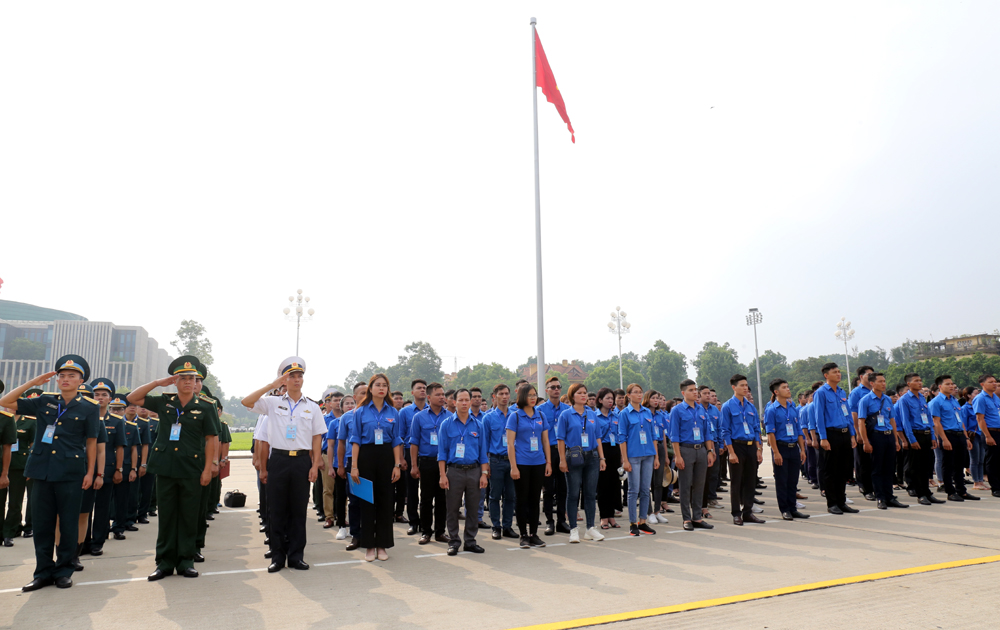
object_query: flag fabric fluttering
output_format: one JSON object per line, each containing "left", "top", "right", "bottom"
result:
{"left": 534, "top": 31, "right": 575, "bottom": 143}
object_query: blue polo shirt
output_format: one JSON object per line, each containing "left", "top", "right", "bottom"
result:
{"left": 349, "top": 401, "right": 402, "bottom": 446}
{"left": 597, "top": 410, "right": 619, "bottom": 446}
{"left": 555, "top": 407, "right": 600, "bottom": 451}
{"left": 928, "top": 393, "right": 963, "bottom": 432}
{"left": 537, "top": 400, "right": 571, "bottom": 446}
{"left": 973, "top": 392, "right": 1000, "bottom": 430}
{"left": 858, "top": 392, "right": 895, "bottom": 432}
{"left": 505, "top": 407, "right": 547, "bottom": 465}
{"left": 848, "top": 384, "right": 872, "bottom": 418}
{"left": 898, "top": 390, "right": 932, "bottom": 442}
{"left": 720, "top": 396, "right": 760, "bottom": 445}
{"left": 437, "top": 415, "right": 488, "bottom": 465}
{"left": 669, "top": 401, "right": 708, "bottom": 445}
{"left": 813, "top": 383, "right": 854, "bottom": 440}
{"left": 482, "top": 406, "right": 513, "bottom": 455}
{"left": 651, "top": 409, "right": 668, "bottom": 441}
{"left": 409, "top": 406, "right": 451, "bottom": 457}
{"left": 764, "top": 401, "right": 800, "bottom": 442}
{"left": 962, "top": 402, "right": 979, "bottom": 434}
{"left": 398, "top": 402, "right": 428, "bottom": 449}
{"left": 616, "top": 405, "right": 656, "bottom": 457}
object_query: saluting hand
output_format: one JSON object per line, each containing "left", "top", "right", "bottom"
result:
{"left": 155, "top": 375, "right": 179, "bottom": 388}
{"left": 29, "top": 371, "right": 57, "bottom": 387}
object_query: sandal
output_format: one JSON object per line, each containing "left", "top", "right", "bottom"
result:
{"left": 600, "top": 523, "right": 610, "bottom": 530}
{"left": 610, "top": 521, "right": 621, "bottom": 528}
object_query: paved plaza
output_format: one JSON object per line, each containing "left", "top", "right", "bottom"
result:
{"left": 1, "top": 457, "right": 997, "bottom": 630}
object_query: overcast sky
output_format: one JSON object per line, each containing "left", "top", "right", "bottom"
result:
{"left": 3, "top": 2, "right": 998, "bottom": 396}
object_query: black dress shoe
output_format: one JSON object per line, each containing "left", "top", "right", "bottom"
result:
{"left": 732, "top": 516, "right": 744, "bottom": 526}
{"left": 544, "top": 523, "right": 555, "bottom": 536}
{"left": 477, "top": 521, "right": 489, "bottom": 529}
{"left": 138, "top": 517, "right": 150, "bottom": 524}
{"left": 502, "top": 527, "right": 519, "bottom": 539}
{"left": 22, "top": 577, "right": 54, "bottom": 592}
{"left": 446, "top": 545, "right": 459, "bottom": 556}
{"left": 927, "top": 495, "right": 945, "bottom": 504}
{"left": 810, "top": 483, "right": 819, "bottom": 490}
{"left": 91, "top": 545, "right": 103, "bottom": 555}
{"left": 434, "top": 533, "right": 451, "bottom": 543}
{"left": 125, "top": 525, "right": 139, "bottom": 532}
{"left": 395, "top": 515, "right": 409, "bottom": 523}
{"left": 407, "top": 526, "right": 419, "bottom": 536}
{"left": 839, "top": 504, "right": 859, "bottom": 513}
{"left": 264, "top": 550, "right": 273, "bottom": 559}
{"left": 877, "top": 501, "right": 887, "bottom": 510}
{"left": 692, "top": 520, "right": 714, "bottom": 529}
{"left": 754, "top": 490, "right": 763, "bottom": 496}
{"left": 114, "top": 532, "right": 126, "bottom": 540}
{"left": 147, "top": 569, "right": 169, "bottom": 582}
{"left": 180, "top": 567, "right": 199, "bottom": 578}
{"left": 418, "top": 534, "right": 431, "bottom": 545}
{"left": 148, "top": 511, "right": 157, "bottom": 517}
{"left": 828, "top": 506, "right": 844, "bottom": 515}
{"left": 790, "top": 510, "right": 810, "bottom": 519}
{"left": 55, "top": 576, "right": 73, "bottom": 589}
{"left": 316, "top": 515, "right": 325, "bottom": 522}
{"left": 961, "top": 493, "right": 981, "bottom": 501}
{"left": 263, "top": 538, "right": 270, "bottom": 546}
{"left": 463, "top": 544, "right": 485, "bottom": 553}
{"left": 492, "top": 529, "right": 502, "bottom": 540}
{"left": 918, "top": 496, "right": 932, "bottom": 505}
{"left": 887, "top": 498, "right": 909, "bottom": 508}
{"left": 744, "top": 514, "right": 765, "bottom": 524}
{"left": 259, "top": 525, "right": 267, "bottom": 533}
{"left": 193, "top": 552, "right": 205, "bottom": 563}
{"left": 864, "top": 493, "right": 876, "bottom": 501}
{"left": 556, "top": 522, "right": 572, "bottom": 534}
{"left": 207, "top": 514, "right": 216, "bottom": 521}
{"left": 948, "top": 493, "right": 965, "bottom": 502}
{"left": 782, "top": 512, "right": 794, "bottom": 520}
{"left": 753, "top": 498, "right": 764, "bottom": 505}
{"left": 992, "top": 491, "right": 1000, "bottom": 498}
{"left": 907, "top": 489, "right": 918, "bottom": 497}
{"left": 22, "top": 529, "right": 33, "bottom": 538}
{"left": 3, "top": 538, "right": 13, "bottom": 547}
{"left": 267, "top": 562, "right": 283, "bottom": 573}
{"left": 290, "top": 560, "right": 309, "bottom": 570}
{"left": 346, "top": 537, "right": 361, "bottom": 551}
{"left": 683, "top": 521, "right": 694, "bottom": 530}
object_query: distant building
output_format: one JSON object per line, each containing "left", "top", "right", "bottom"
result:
{"left": 520, "top": 359, "right": 588, "bottom": 384}
{"left": 0, "top": 299, "right": 171, "bottom": 391}
{"left": 914, "top": 333, "right": 1000, "bottom": 361}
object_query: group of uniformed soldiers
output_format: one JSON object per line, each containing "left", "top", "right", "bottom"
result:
{"left": 0, "top": 353, "right": 232, "bottom": 592}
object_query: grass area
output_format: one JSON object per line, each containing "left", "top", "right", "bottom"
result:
{"left": 229, "top": 431, "right": 253, "bottom": 451}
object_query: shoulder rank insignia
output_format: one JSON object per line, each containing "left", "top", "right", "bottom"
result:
{"left": 82, "top": 396, "right": 99, "bottom": 405}
{"left": 199, "top": 394, "right": 216, "bottom": 403}
{"left": 0, "top": 410, "right": 13, "bottom": 418}
{"left": 110, "top": 413, "right": 124, "bottom": 420}
{"left": 126, "top": 420, "right": 138, "bottom": 426}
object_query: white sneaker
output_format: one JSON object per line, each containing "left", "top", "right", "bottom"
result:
{"left": 335, "top": 527, "right": 348, "bottom": 540}
{"left": 585, "top": 527, "right": 605, "bottom": 541}
{"left": 795, "top": 501, "right": 805, "bottom": 509}
{"left": 751, "top": 505, "right": 763, "bottom": 514}
{"left": 647, "top": 514, "right": 659, "bottom": 524}
{"left": 845, "top": 498, "right": 854, "bottom": 504}
{"left": 569, "top": 528, "right": 580, "bottom": 543}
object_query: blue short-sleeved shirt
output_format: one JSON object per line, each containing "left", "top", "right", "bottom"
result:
{"left": 720, "top": 396, "right": 760, "bottom": 446}
{"left": 616, "top": 405, "right": 656, "bottom": 457}
{"left": 898, "top": 390, "right": 933, "bottom": 442}
{"left": 398, "top": 402, "right": 428, "bottom": 448}
{"left": 848, "top": 384, "right": 872, "bottom": 418}
{"left": 928, "top": 394, "right": 963, "bottom": 433}
{"left": 813, "top": 384, "right": 854, "bottom": 440}
{"left": 764, "top": 401, "right": 800, "bottom": 442}
{"left": 410, "top": 407, "right": 451, "bottom": 457}
{"left": 537, "top": 400, "right": 571, "bottom": 446}
{"left": 483, "top": 406, "right": 513, "bottom": 455}
{"left": 555, "top": 407, "right": 600, "bottom": 452}
{"left": 437, "top": 415, "right": 488, "bottom": 465}
{"left": 858, "top": 392, "right": 895, "bottom": 432}
{"left": 669, "top": 401, "right": 709, "bottom": 445}
{"left": 349, "top": 402, "right": 402, "bottom": 447}
{"left": 597, "top": 410, "right": 619, "bottom": 445}
{"left": 973, "top": 392, "right": 1000, "bottom": 430}
{"left": 505, "top": 407, "right": 547, "bottom": 465}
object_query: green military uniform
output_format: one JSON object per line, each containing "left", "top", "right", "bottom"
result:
{"left": 2, "top": 414, "right": 36, "bottom": 543}
{"left": 17, "top": 374, "right": 101, "bottom": 582}
{"left": 112, "top": 416, "right": 139, "bottom": 535}
{"left": 211, "top": 419, "right": 232, "bottom": 512}
{"left": 146, "top": 415, "right": 159, "bottom": 514}
{"left": 142, "top": 386, "right": 219, "bottom": 574}
{"left": 0, "top": 409, "right": 18, "bottom": 544}
{"left": 137, "top": 414, "right": 156, "bottom": 519}
{"left": 195, "top": 392, "right": 222, "bottom": 552}
{"left": 91, "top": 411, "right": 125, "bottom": 550}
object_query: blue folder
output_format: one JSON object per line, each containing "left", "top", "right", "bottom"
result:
{"left": 348, "top": 476, "right": 374, "bottom": 503}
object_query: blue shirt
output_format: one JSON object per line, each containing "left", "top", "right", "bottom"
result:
{"left": 897, "top": 390, "right": 933, "bottom": 442}
{"left": 928, "top": 393, "right": 963, "bottom": 433}
{"left": 848, "top": 384, "right": 872, "bottom": 418}
{"left": 482, "top": 406, "right": 513, "bottom": 455}
{"left": 537, "top": 400, "right": 571, "bottom": 446}
{"left": 973, "top": 392, "right": 1000, "bottom": 430}
{"left": 962, "top": 402, "right": 979, "bottom": 435}
{"left": 505, "top": 407, "right": 547, "bottom": 465}
{"left": 437, "top": 415, "right": 488, "bottom": 465}
{"left": 409, "top": 407, "right": 451, "bottom": 457}
{"left": 616, "top": 405, "right": 656, "bottom": 457}
{"left": 337, "top": 410, "right": 354, "bottom": 442}
{"left": 555, "top": 407, "right": 600, "bottom": 451}
{"left": 800, "top": 403, "right": 815, "bottom": 433}
{"left": 669, "top": 401, "right": 709, "bottom": 445}
{"left": 699, "top": 404, "right": 720, "bottom": 443}
{"left": 813, "top": 383, "right": 854, "bottom": 440}
{"left": 321, "top": 412, "right": 336, "bottom": 453}
{"left": 597, "top": 410, "right": 619, "bottom": 445}
{"left": 764, "top": 401, "right": 800, "bottom": 442}
{"left": 349, "top": 401, "right": 402, "bottom": 446}
{"left": 651, "top": 409, "right": 668, "bottom": 441}
{"left": 857, "top": 392, "right": 896, "bottom": 432}
{"left": 398, "top": 402, "right": 428, "bottom": 448}
{"left": 719, "top": 396, "right": 760, "bottom": 446}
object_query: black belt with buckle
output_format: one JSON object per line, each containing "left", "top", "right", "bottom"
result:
{"left": 272, "top": 448, "right": 304, "bottom": 457}
{"left": 878, "top": 430, "right": 893, "bottom": 435}
{"left": 680, "top": 443, "right": 703, "bottom": 449}
{"left": 779, "top": 442, "right": 798, "bottom": 448}
{"left": 448, "top": 463, "right": 479, "bottom": 470}
{"left": 739, "top": 440, "right": 755, "bottom": 446}
{"left": 914, "top": 429, "right": 931, "bottom": 434}
{"left": 834, "top": 427, "right": 850, "bottom": 433}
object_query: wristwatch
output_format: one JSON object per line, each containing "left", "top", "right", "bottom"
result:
{"left": 141, "top": 463, "right": 147, "bottom": 469}
{"left": 117, "top": 467, "right": 123, "bottom": 473}
{"left": 96, "top": 472, "right": 104, "bottom": 478}
{"left": 132, "top": 467, "right": 138, "bottom": 472}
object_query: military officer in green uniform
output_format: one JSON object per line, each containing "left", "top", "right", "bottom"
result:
{"left": 127, "top": 355, "right": 218, "bottom": 581}
{"left": 2, "top": 393, "right": 36, "bottom": 546}
{"left": 91, "top": 392, "right": 126, "bottom": 555}
{"left": 213, "top": 402, "right": 232, "bottom": 516}
{"left": 14, "top": 388, "right": 43, "bottom": 539}
{"left": 0, "top": 355, "right": 100, "bottom": 592}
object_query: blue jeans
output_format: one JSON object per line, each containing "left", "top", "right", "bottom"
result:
{"left": 971, "top": 432, "right": 986, "bottom": 482}
{"left": 626, "top": 455, "right": 654, "bottom": 523}
{"left": 488, "top": 455, "right": 516, "bottom": 530}
{"left": 565, "top": 450, "right": 600, "bottom": 530}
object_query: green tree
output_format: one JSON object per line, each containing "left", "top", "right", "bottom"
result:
{"left": 171, "top": 320, "right": 223, "bottom": 399}
{"left": 746, "top": 350, "right": 789, "bottom": 401}
{"left": 450, "top": 362, "right": 518, "bottom": 393}
{"left": 855, "top": 347, "right": 890, "bottom": 371}
{"left": 344, "top": 361, "right": 386, "bottom": 391}
{"left": 585, "top": 361, "right": 645, "bottom": 393}
{"left": 890, "top": 339, "right": 921, "bottom": 364}
{"left": 5, "top": 337, "right": 44, "bottom": 360}
{"left": 692, "top": 342, "right": 744, "bottom": 401}
{"left": 385, "top": 341, "right": 445, "bottom": 392}
{"left": 644, "top": 340, "right": 688, "bottom": 395}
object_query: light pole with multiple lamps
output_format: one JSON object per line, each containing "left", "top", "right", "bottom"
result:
{"left": 283, "top": 289, "right": 315, "bottom": 356}
{"left": 746, "top": 308, "right": 764, "bottom": 415}
{"left": 835, "top": 317, "right": 855, "bottom": 392}
{"left": 607, "top": 306, "right": 631, "bottom": 389}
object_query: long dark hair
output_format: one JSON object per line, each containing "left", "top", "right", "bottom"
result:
{"left": 357, "top": 373, "right": 391, "bottom": 409}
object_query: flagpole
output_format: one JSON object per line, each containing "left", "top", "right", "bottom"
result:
{"left": 531, "top": 16, "right": 545, "bottom": 395}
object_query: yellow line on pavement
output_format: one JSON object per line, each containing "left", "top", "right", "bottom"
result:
{"left": 507, "top": 554, "right": 1000, "bottom": 630}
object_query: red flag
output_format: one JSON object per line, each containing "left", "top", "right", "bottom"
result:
{"left": 535, "top": 31, "right": 575, "bottom": 143}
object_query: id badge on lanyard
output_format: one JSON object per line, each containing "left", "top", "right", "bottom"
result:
{"left": 502, "top": 433, "right": 508, "bottom": 447}
{"left": 639, "top": 429, "right": 647, "bottom": 445}
{"left": 455, "top": 442, "right": 465, "bottom": 458}
{"left": 430, "top": 431, "right": 438, "bottom": 446}
{"left": 785, "top": 423, "right": 794, "bottom": 437}
{"left": 610, "top": 432, "right": 616, "bottom": 446}
{"left": 374, "top": 428, "right": 384, "bottom": 445}
{"left": 42, "top": 424, "right": 56, "bottom": 444}
{"left": 170, "top": 408, "right": 182, "bottom": 441}
{"left": 921, "top": 412, "right": 929, "bottom": 426}
{"left": 693, "top": 425, "right": 702, "bottom": 442}
{"left": 581, "top": 432, "right": 590, "bottom": 448}
{"left": 742, "top": 421, "right": 750, "bottom": 435}
{"left": 878, "top": 413, "right": 886, "bottom": 428}
{"left": 286, "top": 424, "right": 297, "bottom": 440}
{"left": 530, "top": 435, "right": 539, "bottom": 452}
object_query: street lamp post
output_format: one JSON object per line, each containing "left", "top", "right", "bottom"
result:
{"left": 282, "top": 289, "right": 315, "bottom": 355}
{"left": 607, "top": 306, "right": 631, "bottom": 389}
{"left": 835, "top": 317, "right": 855, "bottom": 392}
{"left": 746, "top": 308, "right": 763, "bottom": 415}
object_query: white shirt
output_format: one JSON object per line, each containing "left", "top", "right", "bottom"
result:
{"left": 253, "top": 415, "right": 269, "bottom": 441}
{"left": 252, "top": 393, "right": 326, "bottom": 451}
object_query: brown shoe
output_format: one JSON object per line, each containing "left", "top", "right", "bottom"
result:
{"left": 418, "top": 534, "right": 432, "bottom": 545}
{"left": 744, "top": 514, "right": 766, "bottom": 524}
{"left": 796, "top": 493, "right": 808, "bottom": 500}
{"left": 732, "top": 515, "right": 743, "bottom": 526}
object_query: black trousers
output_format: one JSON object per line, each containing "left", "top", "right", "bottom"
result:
{"left": 941, "top": 431, "right": 969, "bottom": 496}
{"left": 822, "top": 429, "right": 853, "bottom": 508}
{"left": 404, "top": 452, "right": 419, "bottom": 524}
{"left": 417, "top": 456, "right": 446, "bottom": 536}
{"left": 358, "top": 443, "right": 395, "bottom": 549}
{"left": 138, "top": 472, "right": 156, "bottom": 518}
{"left": 598, "top": 444, "right": 623, "bottom": 519}
{"left": 333, "top": 474, "right": 348, "bottom": 527}
{"left": 986, "top": 429, "right": 1000, "bottom": 492}
{"left": 905, "top": 430, "right": 934, "bottom": 498}
{"left": 92, "top": 471, "right": 116, "bottom": 544}
{"left": 869, "top": 430, "right": 896, "bottom": 502}
{"left": 266, "top": 452, "right": 312, "bottom": 566}
{"left": 514, "top": 464, "right": 546, "bottom": 536}
{"left": 729, "top": 442, "right": 759, "bottom": 517}
{"left": 854, "top": 443, "right": 873, "bottom": 496}
{"left": 773, "top": 442, "right": 800, "bottom": 514}
{"left": 543, "top": 445, "right": 567, "bottom": 524}
{"left": 111, "top": 477, "right": 130, "bottom": 534}
{"left": 30, "top": 479, "right": 84, "bottom": 580}
{"left": 895, "top": 447, "right": 907, "bottom": 486}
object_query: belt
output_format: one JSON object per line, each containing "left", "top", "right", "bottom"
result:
{"left": 832, "top": 427, "right": 850, "bottom": 434}
{"left": 877, "top": 430, "right": 893, "bottom": 435}
{"left": 448, "top": 463, "right": 479, "bottom": 470}
{"left": 417, "top": 455, "right": 437, "bottom": 464}
{"left": 779, "top": 442, "right": 798, "bottom": 448}
{"left": 944, "top": 430, "right": 965, "bottom": 436}
{"left": 680, "top": 443, "right": 703, "bottom": 449}
{"left": 914, "top": 429, "right": 931, "bottom": 434}
{"left": 735, "top": 440, "right": 755, "bottom": 446}
{"left": 490, "top": 452, "right": 509, "bottom": 460}
{"left": 272, "top": 448, "right": 307, "bottom": 457}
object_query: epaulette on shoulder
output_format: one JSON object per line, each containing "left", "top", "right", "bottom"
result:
{"left": 1, "top": 410, "right": 13, "bottom": 418}
{"left": 82, "top": 396, "right": 99, "bottom": 405}
{"left": 126, "top": 420, "right": 138, "bottom": 426}
{"left": 222, "top": 420, "right": 229, "bottom": 425}
{"left": 110, "top": 413, "right": 124, "bottom": 420}
{"left": 43, "top": 392, "right": 58, "bottom": 396}
{"left": 199, "top": 393, "right": 217, "bottom": 404}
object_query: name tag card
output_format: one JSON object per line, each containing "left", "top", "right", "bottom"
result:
{"left": 581, "top": 433, "right": 590, "bottom": 448}
{"left": 693, "top": 425, "right": 702, "bottom": 441}
{"left": 742, "top": 421, "right": 750, "bottom": 435}
{"left": 430, "top": 432, "right": 438, "bottom": 446}
{"left": 878, "top": 414, "right": 886, "bottom": 428}
{"left": 530, "top": 436, "right": 539, "bottom": 452}
{"left": 11, "top": 442, "right": 18, "bottom": 452}
{"left": 610, "top": 433, "right": 616, "bottom": 446}
{"left": 639, "top": 430, "right": 647, "bottom": 445}
{"left": 455, "top": 442, "right": 465, "bottom": 458}
{"left": 502, "top": 434, "right": 508, "bottom": 447}
{"left": 286, "top": 424, "right": 297, "bottom": 440}
{"left": 374, "top": 428, "right": 384, "bottom": 445}
{"left": 169, "top": 424, "right": 181, "bottom": 441}
{"left": 841, "top": 404, "right": 849, "bottom": 416}
{"left": 785, "top": 423, "right": 794, "bottom": 437}
{"left": 921, "top": 413, "right": 929, "bottom": 426}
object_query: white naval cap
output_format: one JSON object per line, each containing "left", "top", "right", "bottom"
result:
{"left": 278, "top": 356, "right": 306, "bottom": 376}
